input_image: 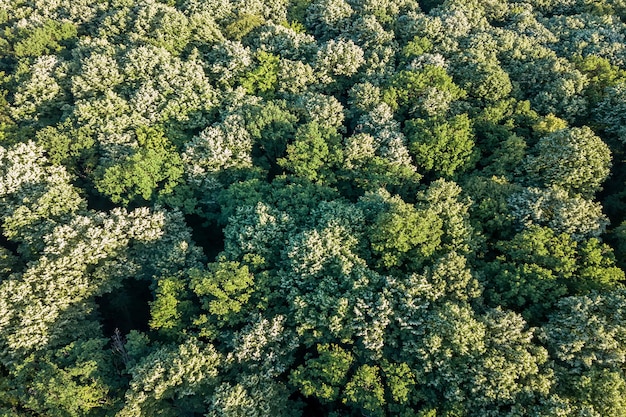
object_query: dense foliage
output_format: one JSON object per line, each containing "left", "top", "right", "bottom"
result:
{"left": 1, "top": 0, "right": 626, "bottom": 415}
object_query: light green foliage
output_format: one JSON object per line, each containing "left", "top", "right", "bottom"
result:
{"left": 417, "top": 179, "right": 476, "bottom": 255}
{"left": 522, "top": 127, "right": 612, "bottom": 196}
{"left": 400, "top": 36, "right": 433, "bottom": 64}
{"left": 573, "top": 55, "right": 626, "bottom": 107}
{"left": 542, "top": 291, "right": 626, "bottom": 370}
{"left": 95, "top": 125, "right": 184, "bottom": 205}
{"left": 3, "top": 0, "right": 626, "bottom": 415}
{"left": 10, "top": 55, "right": 67, "bottom": 124}
{"left": 305, "top": 0, "right": 354, "bottom": 38}
{"left": 207, "top": 375, "right": 300, "bottom": 417}
{"left": 189, "top": 259, "right": 254, "bottom": 323}
{"left": 384, "top": 65, "right": 465, "bottom": 118}
{"left": 509, "top": 186, "right": 609, "bottom": 241}
{"left": 12, "top": 19, "right": 77, "bottom": 57}
{"left": 277, "top": 58, "right": 316, "bottom": 93}
{"left": 289, "top": 343, "right": 354, "bottom": 402}
{"left": 278, "top": 121, "right": 343, "bottom": 182}
{"left": 0, "top": 142, "right": 84, "bottom": 256}
{"left": 369, "top": 192, "right": 443, "bottom": 271}
{"left": 35, "top": 122, "right": 96, "bottom": 169}
{"left": 239, "top": 50, "right": 280, "bottom": 96}
{"left": 0, "top": 142, "right": 203, "bottom": 365}
{"left": 545, "top": 13, "right": 626, "bottom": 68}
{"left": 381, "top": 361, "right": 415, "bottom": 405}
{"left": 118, "top": 340, "right": 221, "bottom": 416}
{"left": 466, "top": 308, "right": 552, "bottom": 414}
{"left": 532, "top": 113, "right": 568, "bottom": 135}
{"left": 541, "top": 291, "right": 626, "bottom": 416}
{"left": 223, "top": 202, "right": 295, "bottom": 269}
{"left": 316, "top": 38, "right": 365, "bottom": 80}
{"left": 205, "top": 40, "right": 253, "bottom": 86}
{"left": 405, "top": 114, "right": 477, "bottom": 178}
{"left": 355, "top": 103, "right": 414, "bottom": 168}
{"left": 343, "top": 364, "right": 386, "bottom": 416}
{"left": 149, "top": 276, "right": 196, "bottom": 337}
{"left": 483, "top": 225, "right": 624, "bottom": 322}
{"left": 280, "top": 203, "right": 385, "bottom": 345}
{"left": 2, "top": 337, "right": 118, "bottom": 417}
{"left": 130, "top": 1, "right": 191, "bottom": 54}
{"left": 293, "top": 92, "right": 345, "bottom": 129}
{"left": 228, "top": 314, "right": 299, "bottom": 376}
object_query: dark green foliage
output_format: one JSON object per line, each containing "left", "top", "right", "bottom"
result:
{"left": 369, "top": 195, "right": 443, "bottom": 271}
{"left": 244, "top": 100, "right": 298, "bottom": 171}
{"left": 224, "top": 14, "right": 265, "bottom": 41}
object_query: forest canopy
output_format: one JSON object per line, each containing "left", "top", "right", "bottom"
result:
{"left": 2, "top": 0, "right": 626, "bottom": 415}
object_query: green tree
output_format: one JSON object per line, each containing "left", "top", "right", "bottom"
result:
{"left": 343, "top": 364, "right": 386, "bottom": 416}
{"left": 368, "top": 192, "right": 443, "bottom": 271}
{"left": 289, "top": 343, "right": 354, "bottom": 403}
{"left": 239, "top": 50, "right": 280, "bottom": 96}
{"left": 405, "top": 113, "right": 477, "bottom": 178}
{"left": 278, "top": 121, "right": 343, "bottom": 183}
{"left": 118, "top": 340, "right": 221, "bottom": 417}
{"left": 12, "top": 19, "right": 77, "bottom": 57}
{"left": 94, "top": 125, "right": 184, "bottom": 205}
{"left": 483, "top": 225, "right": 624, "bottom": 323}
{"left": 383, "top": 65, "right": 465, "bottom": 119}
{"left": 541, "top": 291, "right": 626, "bottom": 416}
{"left": 189, "top": 259, "right": 255, "bottom": 325}
{"left": 522, "top": 127, "right": 612, "bottom": 196}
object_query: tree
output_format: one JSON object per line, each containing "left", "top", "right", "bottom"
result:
{"left": 277, "top": 121, "right": 343, "bottom": 183}
{"left": 405, "top": 113, "right": 477, "bottom": 178}
{"left": 540, "top": 291, "right": 626, "bottom": 416}
{"left": 118, "top": 339, "right": 221, "bottom": 417}
{"left": 343, "top": 364, "right": 386, "bottom": 416}
{"left": 383, "top": 65, "right": 466, "bottom": 119}
{"left": 508, "top": 186, "right": 609, "bottom": 241}
{"left": 522, "top": 127, "right": 612, "bottom": 197}
{"left": 594, "top": 82, "right": 626, "bottom": 143}
{"left": 239, "top": 50, "right": 280, "bottom": 96}
{"left": 289, "top": 343, "right": 354, "bottom": 403}
{"left": 482, "top": 225, "right": 624, "bottom": 323}
{"left": 11, "top": 19, "right": 77, "bottom": 57}
{"left": 94, "top": 125, "right": 184, "bottom": 205}
{"left": 368, "top": 191, "right": 443, "bottom": 271}
{"left": 189, "top": 259, "right": 255, "bottom": 325}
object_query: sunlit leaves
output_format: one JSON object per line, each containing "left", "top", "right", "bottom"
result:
{"left": 94, "top": 125, "right": 184, "bottom": 205}
{"left": 522, "top": 127, "right": 611, "bottom": 196}
{"left": 406, "top": 114, "right": 477, "bottom": 178}
{"left": 289, "top": 343, "right": 354, "bottom": 402}
{"left": 190, "top": 259, "right": 254, "bottom": 323}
